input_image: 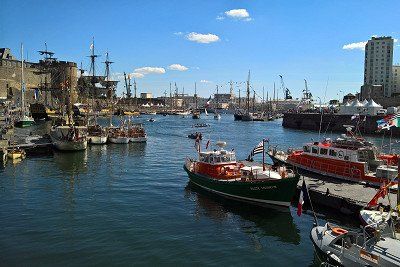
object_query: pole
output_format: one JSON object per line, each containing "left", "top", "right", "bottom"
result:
{"left": 262, "top": 139, "right": 265, "bottom": 171}
{"left": 20, "top": 43, "right": 25, "bottom": 117}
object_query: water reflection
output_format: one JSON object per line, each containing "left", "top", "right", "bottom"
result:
{"left": 185, "top": 182, "right": 301, "bottom": 246}
{"left": 53, "top": 150, "right": 88, "bottom": 174}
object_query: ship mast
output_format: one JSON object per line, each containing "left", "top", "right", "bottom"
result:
{"left": 194, "top": 82, "right": 198, "bottom": 110}
{"left": 20, "top": 43, "right": 25, "bottom": 118}
{"left": 88, "top": 38, "right": 99, "bottom": 112}
{"left": 246, "top": 70, "right": 250, "bottom": 115}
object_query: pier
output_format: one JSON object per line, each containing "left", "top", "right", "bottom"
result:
{"left": 298, "top": 175, "right": 397, "bottom": 216}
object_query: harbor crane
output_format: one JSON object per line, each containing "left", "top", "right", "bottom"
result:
{"left": 279, "top": 75, "right": 293, "bottom": 100}
{"left": 123, "top": 72, "right": 132, "bottom": 98}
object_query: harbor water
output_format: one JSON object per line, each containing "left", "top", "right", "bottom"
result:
{"left": 1, "top": 115, "right": 397, "bottom": 266}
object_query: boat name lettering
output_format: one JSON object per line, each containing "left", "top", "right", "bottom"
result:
{"left": 250, "top": 186, "right": 277, "bottom": 190}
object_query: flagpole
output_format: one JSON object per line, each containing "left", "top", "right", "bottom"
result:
{"left": 304, "top": 178, "right": 319, "bottom": 226}
{"left": 262, "top": 138, "right": 265, "bottom": 171}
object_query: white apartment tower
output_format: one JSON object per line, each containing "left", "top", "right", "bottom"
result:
{"left": 364, "top": 36, "right": 394, "bottom": 97}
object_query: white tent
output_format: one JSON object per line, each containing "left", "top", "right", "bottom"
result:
{"left": 338, "top": 101, "right": 352, "bottom": 114}
{"left": 364, "top": 99, "right": 382, "bottom": 115}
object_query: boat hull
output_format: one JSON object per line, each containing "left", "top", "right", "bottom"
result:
{"left": 183, "top": 165, "right": 299, "bottom": 207}
{"left": 130, "top": 136, "right": 147, "bottom": 143}
{"left": 88, "top": 135, "right": 108, "bottom": 144}
{"left": 52, "top": 140, "right": 87, "bottom": 151}
{"left": 109, "top": 137, "right": 130, "bottom": 144}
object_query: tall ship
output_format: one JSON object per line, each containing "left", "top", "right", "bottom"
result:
{"left": 268, "top": 126, "right": 399, "bottom": 186}
{"left": 237, "top": 71, "right": 254, "bottom": 121}
{"left": 184, "top": 140, "right": 300, "bottom": 207}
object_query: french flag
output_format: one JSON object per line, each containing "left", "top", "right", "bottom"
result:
{"left": 297, "top": 180, "right": 309, "bottom": 216}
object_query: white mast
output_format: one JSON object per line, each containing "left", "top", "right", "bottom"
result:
{"left": 20, "top": 43, "right": 25, "bottom": 117}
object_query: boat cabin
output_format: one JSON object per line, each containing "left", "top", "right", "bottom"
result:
{"left": 198, "top": 149, "right": 236, "bottom": 165}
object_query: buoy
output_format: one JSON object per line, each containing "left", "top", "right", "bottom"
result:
{"left": 332, "top": 227, "right": 348, "bottom": 235}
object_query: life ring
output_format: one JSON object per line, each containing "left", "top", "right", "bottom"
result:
{"left": 332, "top": 227, "right": 348, "bottom": 235}
{"left": 338, "top": 151, "right": 344, "bottom": 159}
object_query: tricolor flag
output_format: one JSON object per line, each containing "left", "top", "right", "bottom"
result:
{"left": 297, "top": 179, "right": 309, "bottom": 216}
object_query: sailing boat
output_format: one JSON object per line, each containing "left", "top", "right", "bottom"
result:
{"left": 87, "top": 42, "right": 108, "bottom": 145}
{"left": 15, "top": 44, "right": 35, "bottom": 128}
{"left": 50, "top": 70, "right": 88, "bottom": 151}
{"left": 241, "top": 71, "right": 254, "bottom": 121}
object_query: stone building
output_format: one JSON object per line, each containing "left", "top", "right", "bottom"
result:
{"left": 0, "top": 47, "right": 78, "bottom": 106}
{"left": 393, "top": 65, "right": 400, "bottom": 96}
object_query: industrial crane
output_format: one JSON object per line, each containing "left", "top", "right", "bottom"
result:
{"left": 279, "top": 75, "right": 293, "bottom": 100}
{"left": 123, "top": 72, "right": 132, "bottom": 98}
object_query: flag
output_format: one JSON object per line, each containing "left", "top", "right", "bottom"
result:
{"left": 297, "top": 179, "right": 309, "bottom": 216}
{"left": 246, "top": 140, "right": 264, "bottom": 161}
{"left": 205, "top": 140, "right": 210, "bottom": 149}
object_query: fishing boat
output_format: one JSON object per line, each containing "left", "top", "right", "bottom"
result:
{"left": 128, "top": 123, "right": 147, "bottom": 143}
{"left": 50, "top": 125, "right": 88, "bottom": 151}
{"left": 87, "top": 124, "right": 107, "bottom": 144}
{"left": 310, "top": 220, "right": 400, "bottom": 266}
{"left": 183, "top": 140, "right": 300, "bottom": 207}
{"left": 268, "top": 126, "right": 399, "bottom": 186}
{"left": 15, "top": 44, "right": 34, "bottom": 128}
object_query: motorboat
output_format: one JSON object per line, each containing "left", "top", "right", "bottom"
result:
{"left": 184, "top": 140, "right": 299, "bottom": 207}
{"left": 310, "top": 220, "right": 400, "bottom": 266}
{"left": 268, "top": 126, "right": 399, "bottom": 186}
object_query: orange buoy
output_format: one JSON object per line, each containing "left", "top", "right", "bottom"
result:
{"left": 332, "top": 227, "right": 348, "bottom": 235}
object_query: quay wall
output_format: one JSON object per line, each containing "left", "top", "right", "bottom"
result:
{"left": 282, "top": 112, "right": 400, "bottom": 136}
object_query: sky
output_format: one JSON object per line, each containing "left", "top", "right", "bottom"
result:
{"left": 1, "top": 0, "right": 400, "bottom": 102}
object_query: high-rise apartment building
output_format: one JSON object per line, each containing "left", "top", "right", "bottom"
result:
{"left": 393, "top": 65, "right": 400, "bottom": 95}
{"left": 364, "top": 36, "right": 394, "bottom": 97}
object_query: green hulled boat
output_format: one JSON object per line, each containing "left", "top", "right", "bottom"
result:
{"left": 184, "top": 141, "right": 300, "bottom": 207}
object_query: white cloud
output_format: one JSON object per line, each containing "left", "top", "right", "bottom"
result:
{"left": 216, "top": 15, "right": 224, "bottom": 21}
{"left": 168, "top": 64, "right": 188, "bottom": 71}
{"left": 394, "top": 38, "right": 398, "bottom": 43}
{"left": 130, "top": 72, "right": 145, "bottom": 79}
{"left": 134, "top": 67, "right": 166, "bottom": 75}
{"left": 342, "top": 41, "right": 367, "bottom": 50}
{"left": 174, "top": 32, "right": 183, "bottom": 36}
{"left": 200, "top": 80, "right": 211, "bottom": 83}
{"left": 224, "top": 9, "right": 251, "bottom": 20}
{"left": 186, "top": 32, "right": 220, "bottom": 44}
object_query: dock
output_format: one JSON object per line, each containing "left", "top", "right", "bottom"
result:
{"left": 299, "top": 175, "right": 398, "bottom": 216}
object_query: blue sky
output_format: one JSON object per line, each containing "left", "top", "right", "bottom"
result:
{"left": 1, "top": 0, "right": 400, "bottom": 101}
